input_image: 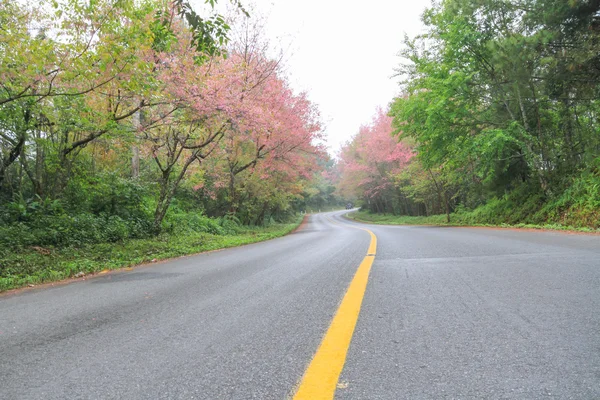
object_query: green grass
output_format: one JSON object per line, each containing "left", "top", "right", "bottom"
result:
{"left": 346, "top": 210, "right": 600, "bottom": 233}
{"left": 0, "top": 215, "right": 304, "bottom": 292}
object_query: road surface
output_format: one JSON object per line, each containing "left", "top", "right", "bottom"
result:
{"left": 1, "top": 211, "right": 599, "bottom": 399}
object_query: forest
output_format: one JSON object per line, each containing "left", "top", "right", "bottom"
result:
{"left": 0, "top": 0, "right": 341, "bottom": 289}
{"left": 2, "top": 0, "right": 599, "bottom": 290}
{"left": 339, "top": 0, "right": 600, "bottom": 230}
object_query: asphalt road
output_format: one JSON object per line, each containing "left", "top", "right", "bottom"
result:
{"left": 1, "top": 211, "right": 599, "bottom": 399}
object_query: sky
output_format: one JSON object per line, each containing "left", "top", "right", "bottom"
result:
{"left": 241, "top": 0, "right": 432, "bottom": 155}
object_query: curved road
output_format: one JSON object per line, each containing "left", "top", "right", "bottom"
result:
{"left": 1, "top": 211, "right": 599, "bottom": 399}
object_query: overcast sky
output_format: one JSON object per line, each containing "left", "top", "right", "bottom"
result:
{"left": 243, "top": 0, "right": 432, "bottom": 155}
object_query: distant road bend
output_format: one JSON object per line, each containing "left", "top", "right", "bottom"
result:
{"left": 1, "top": 211, "right": 599, "bottom": 399}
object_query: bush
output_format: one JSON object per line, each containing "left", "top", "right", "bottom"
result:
{"left": 0, "top": 195, "right": 64, "bottom": 224}
{"left": 535, "top": 160, "right": 600, "bottom": 229}
{"left": 0, "top": 212, "right": 155, "bottom": 249}
{"left": 163, "top": 212, "right": 225, "bottom": 235}
{"left": 218, "top": 213, "right": 242, "bottom": 234}
{"left": 62, "top": 173, "right": 149, "bottom": 220}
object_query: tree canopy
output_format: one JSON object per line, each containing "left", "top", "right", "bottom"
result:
{"left": 0, "top": 0, "right": 329, "bottom": 251}
{"left": 338, "top": 0, "right": 600, "bottom": 228}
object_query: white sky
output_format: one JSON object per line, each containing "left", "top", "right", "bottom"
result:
{"left": 244, "top": 0, "right": 432, "bottom": 155}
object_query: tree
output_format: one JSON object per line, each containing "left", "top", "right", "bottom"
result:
{"left": 337, "top": 108, "right": 413, "bottom": 214}
{"left": 0, "top": 0, "right": 241, "bottom": 193}
{"left": 389, "top": 0, "right": 600, "bottom": 214}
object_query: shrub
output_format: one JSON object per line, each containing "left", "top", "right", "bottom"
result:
{"left": 163, "top": 212, "right": 225, "bottom": 235}
{"left": 62, "top": 173, "right": 149, "bottom": 219}
{"left": 218, "top": 213, "right": 242, "bottom": 234}
{"left": 536, "top": 160, "right": 600, "bottom": 228}
{"left": 0, "top": 212, "right": 155, "bottom": 249}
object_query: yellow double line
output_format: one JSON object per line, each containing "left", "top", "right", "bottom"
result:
{"left": 293, "top": 216, "right": 377, "bottom": 399}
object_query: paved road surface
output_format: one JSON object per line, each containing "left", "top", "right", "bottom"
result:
{"left": 1, "top": 211, "right": 599, "bottom": 399}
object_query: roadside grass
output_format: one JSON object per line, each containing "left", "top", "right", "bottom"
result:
{"left": 346, "top": 210, "right": 600, "bottom": 233}
{"left": 0, "top": 216, "right": 303, "bottom": 292}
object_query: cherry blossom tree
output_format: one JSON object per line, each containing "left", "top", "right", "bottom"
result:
{"left": 138, "top": 16, "right": 324, "bottom": 227}
{"left": 337, "top": 108, "right": 413, "bottom": 213}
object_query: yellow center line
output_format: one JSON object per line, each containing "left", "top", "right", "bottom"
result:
{"left": 293, "top": 215, "right": 377, "bottom": 400}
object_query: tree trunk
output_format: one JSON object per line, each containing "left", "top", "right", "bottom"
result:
{"left": 229, "top": 170, "right": 236, "bottom": 213}
{"left": 35, "top": 131, "right": 44, "bottom": 195}
{"left": 153, "top": 151, "right": 200, "bottom": 232}
{"left": 154, "top": 171, "right": 171, "bottom": 232}
{"left": 443, "top": 190, "right": 451, "bottom": 223}
{"left": 0, "top": 135, "right": 25, "bottom": 188}
{"left": 20, "top": 147, "right": 43, "bottom": 197}
{"left": 131, "top": 110, "right": 141, "bottom": 178}
{"left": 428, "top": 168, "right": 450, "bottom": 222}
{"left": 132, "top": 145, "right": 140, "bottom": 179}
{"left": 562, "top": 99, "right": 575, "bottom": 169}
{"left": 515, "top": 84, "right": 548, "bottom": 192}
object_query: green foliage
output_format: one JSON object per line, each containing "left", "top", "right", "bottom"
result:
{"left": 535, "top": 159, "right": 600, "bottom": 228}
{"left": 350, "top": 159, "right": 600, "bottom": 230}
{"left": 164, "top": 212, "right": 226, "bottom": 235}
{"left": 0, "top": 195, "right": 63, "bottom": 222}
{"left": 62, "top": 173, "right": 150, "bottom": 219}
{"left": 217, "top": 213, "right": 242, "bottom": 234}
{"left": 380, "top": 0, "right": 600, "bottom": 228}
{"left": 456, "top": 185, "right": 546, "bottom": 226}
{"left": 0, "top": 172, "right": 156, "bottom": 248}
{"left": 0, "top": 212, "right": 153, "bottom": 249}
{"left": 171, "top": 0, "right": 247, "bottom": 60}
{"left": 0, "top": 213, "right": 302, "bottom": 292}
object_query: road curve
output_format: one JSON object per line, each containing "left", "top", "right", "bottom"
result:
{"left": 1, "top": 211, "right": 600, "bottom": 399}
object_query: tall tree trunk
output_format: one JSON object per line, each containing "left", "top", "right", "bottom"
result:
{"left": 154, "top": 171, "right": 171, "bottom": 232}
{"left": 153, "top": 151, "right": 200, "bottom": 232}
{"left": 443, "top": 191, "right": 451, "bottom": 223}
{"left": 562, "top": 99, "right": 576, "bottom": 169}
{"left": 20, "top": 146, "right": 43, "bottom": 197}
{"left": 132, "top": 145, "right": 140, "bottom": 179}
{"left": 515, "top": 84, "right": 548, "bottom": 192}
{"left": 131, "top": 110, "right": 141, "bottom": 178}
{"left": 229, "top": 170, "right": 236, "bottom": 213}
{"left": 428, "top": 169, "right": 450, "bottom": 223}
{"left": 35, "top": 131, "right": 44, "bottom": 196}
{"left": 0, "top": 135, "right": 25, "bottom": 188}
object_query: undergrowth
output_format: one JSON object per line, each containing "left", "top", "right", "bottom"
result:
{"left": 348, "top": 170, "right": 600, "bottom": 233}
{"left": 0, "top": 214, "right": 303, "bottom": 292}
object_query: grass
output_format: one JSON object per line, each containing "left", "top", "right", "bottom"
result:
{"left": 0, "top": 215, "right": 304, "bottom": 292}
{"left": 346, "top": 210, "right": 600, "bottom": 233}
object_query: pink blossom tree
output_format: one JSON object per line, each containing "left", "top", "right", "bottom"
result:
{"left": 337, "top": 108, "right": 413, "bottom": 213}
{"left": 140, "top": 17, "right": 324, "bottom": 226}
{"left": 200, "top": 62, "right": 325, "bottom": 219}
